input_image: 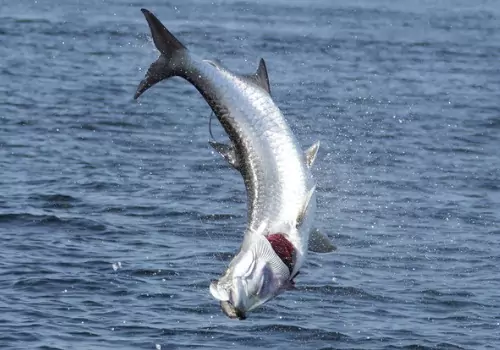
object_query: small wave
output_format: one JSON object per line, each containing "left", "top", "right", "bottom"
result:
{"left": 129, "top": 269, "right": 179, "bottom": 278}
{"left": 80, "top": 119, "right": 144, "bottom": 130}
{"left": 420, "top": 289, "right": 483, "bottom": 308}
{"left": 409, "top": 41, "right": 433, "bottom": 47}
{"left": 250, "top": 324, "right": 350, "bottom": 341}
{"left": 0, "top": 330, "right": 40, "bottom": 343}
{"left": 385, "top": 343, "right": 465, "bottom": 350}
{"left": 81, "top": 300, "right": 104, "bottom": 308}
{"left": 101, "top": 205, "right": 158, "bottom": 215}
{"left": 12, "top": 276, "right": 100, "bottom": 292}
{"left": 29, "top": 193, "right": 80, "bottom": 209}
{"left": 421, "top": 289, "right": 475, "bottom": 298}
{"left": 190, "top": 162, "right": 224, "bottom": 172}
{"left": 137, "top": 292, "right": 177, "bottom": 300}
{"left": 484, "top": 116, "right": 500, "bottom": 129}
{"left": 86, "top": 28, "right": 136, "bottom": 39}
{"left": 15, "top": 119, "right": 38, "bottom": 126}
{"left": 198, "top": 213, "right": 236, "bottom": 221}
{"left": 68, "top": 330, "right": 99, "bottom": 338}
{"left": 79, "top": 181, "right": 122, "bottom": 191}
{"left": 478, "top": 180, "right": 500, "bottom": 191}
{"left": 303, "top": 285, "right": 392, "bottom": 302}
{"left": 0, "top": 213, "right": 61, "bottom": 224}
{"left": 13, "top": 18, "right": 52, "bottom": 25}
{"left": 0, "top": 213, "right": 106, "bottom": 231}
{"left": 423, "top": 299, "right": 483, "bottom": 308}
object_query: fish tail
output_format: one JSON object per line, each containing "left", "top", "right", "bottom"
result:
{"left": 134, "top": 8, "right": 188, "bottom": 99}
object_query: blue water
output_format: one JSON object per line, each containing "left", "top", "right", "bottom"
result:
{"left": 1, "top": 0, "right": 499, "bottom": 349}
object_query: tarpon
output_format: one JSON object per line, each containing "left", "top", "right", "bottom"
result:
{"left": 134, "top": 9, "right": 335, "bottom": 320}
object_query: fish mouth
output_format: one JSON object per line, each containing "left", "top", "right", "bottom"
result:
{"left": 220, "top": 300, "right": 247, "bottom": 320}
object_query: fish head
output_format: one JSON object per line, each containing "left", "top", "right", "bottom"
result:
{"left": 209, "top": 234, "right": 293, "bottom": 319}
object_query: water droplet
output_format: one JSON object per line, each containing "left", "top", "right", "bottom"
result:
{"left": 112, "top": 262, "right": 122, "bottom": 271}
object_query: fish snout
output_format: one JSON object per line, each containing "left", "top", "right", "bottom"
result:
{"left": 220, "top": 300, "right": 247, "bottom": 320}
{"left": 210, "top": 278, "right": 251, "bottom": 320}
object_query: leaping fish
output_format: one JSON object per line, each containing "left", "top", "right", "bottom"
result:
{"left": 134, "top": 9, "right": 335, "bottom": 320}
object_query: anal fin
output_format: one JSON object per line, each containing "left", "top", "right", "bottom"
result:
{"left": 296, "top": 185, "right": 316, "bottom": 227}
{"left": 305, "top": 141, "right": 320, "bottom": 168}
{"left": 308, "top": 228, "right": 336, "bottom": 253}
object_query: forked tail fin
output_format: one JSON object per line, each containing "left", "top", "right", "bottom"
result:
{"left": 134, "top": 8, "right": 188, "bottom": 99}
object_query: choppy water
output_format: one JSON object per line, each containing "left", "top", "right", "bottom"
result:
{"left": 1, "top": 0, "right": 499, "bottom": 349}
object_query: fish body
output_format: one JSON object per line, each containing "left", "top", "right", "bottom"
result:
{"left": 135, "top": 9, "right": 334, "bottom": 319}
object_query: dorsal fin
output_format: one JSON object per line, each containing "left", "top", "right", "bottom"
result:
{"left": 255, "top": 58, "right": 271, "bottom": 94}
{"left": 241, "top": 58, "right": 271, "bottom": 95}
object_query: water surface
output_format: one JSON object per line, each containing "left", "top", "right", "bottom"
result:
{"left": 1, "top": 0, "right": 499, "bottom": 349}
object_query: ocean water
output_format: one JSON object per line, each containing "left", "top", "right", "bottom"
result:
{"left": 1, "top": 0, "right": 499, "bottom": 349}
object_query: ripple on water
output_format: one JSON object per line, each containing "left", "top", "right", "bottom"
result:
{"left": 1, "top": 0, "right": 499, "bottom": 349}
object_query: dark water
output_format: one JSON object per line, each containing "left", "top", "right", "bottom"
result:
{"left": 1, "top": 0, "right": 499, "bottom": 349}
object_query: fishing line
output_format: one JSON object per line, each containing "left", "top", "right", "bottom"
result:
{"left": 208, "top": 111, "right": 217, "bottom": 141}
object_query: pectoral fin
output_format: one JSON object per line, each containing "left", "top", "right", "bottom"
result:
{"left": 305, "top": 141, "right": 320, "bottom": 168}
{"left": 209, "top": 141, "right": 241, "bottom": 171}
{"left": 308, "top": 228, "right": 336, "bottom": 253}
